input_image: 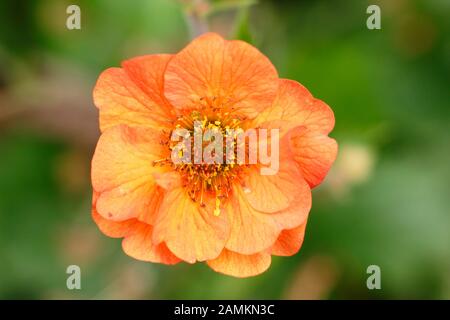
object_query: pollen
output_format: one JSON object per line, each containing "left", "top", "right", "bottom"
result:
{"left": 214, "top": 197, "right": 221, "bottom": 216}
{"left": 154, "top": 108, "right": 247, "bottom": 213}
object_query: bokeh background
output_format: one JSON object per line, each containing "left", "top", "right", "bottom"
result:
{"left": 0, "top": 0, "right": 449, "bottom": 299}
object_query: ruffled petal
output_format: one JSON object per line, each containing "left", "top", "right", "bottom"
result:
{"left": 92, "top": 205, "right": 180, "bottom": 264}
{"left": 224, "top": 185, "right": 279, "bottom": 255}
{"left": 122, "top": 223, "right": 181, "bottom": 265}
{"left": 252, "top": 79, "right": 335, "bottom": 136}
{"left": 152, "top": 187, "right": 229, "bottom": 263}
{"left": 270, "top": 223, "right": 307, "bottom": 256}
{"left": 289, "top": 126, "right": 338, "bottom": 188}
{"left": 92, "top": 204, "right": 141, "bottom": 238}
{"left": 91, "top": 125, "right": 169, "bottom": 222}
{"left": 253, "top": 79, "right": 337, "bottom": 187}
{"left": 93, "top": 55, "right": 175, "bottom": 132}
{"left": 225, "top": 172, "right": 311, "bottom": 255}
{"left": 164, "top": 33, "right": 278, "bottom": 120}
{"left": 242, "top": 160, "right": 300, "bottom": 214}
{"left": 207, "top": 249, "right": 271, "bottom": 278}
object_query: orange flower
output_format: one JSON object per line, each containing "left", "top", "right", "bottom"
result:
{"left": 91, "top": 33, "right": 337, "bottom": 277}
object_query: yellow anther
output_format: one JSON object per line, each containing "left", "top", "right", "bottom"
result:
{"left": 214, "top": 197, "right": 221, "bottom": 216}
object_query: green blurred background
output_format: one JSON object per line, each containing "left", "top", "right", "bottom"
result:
{"left": 0, "top": 0, "right": 449, "bottom": 299}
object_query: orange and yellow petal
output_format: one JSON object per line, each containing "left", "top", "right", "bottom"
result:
{"left": 92, "top": 205, "right": 141, "bottom": 238}
{"left": 93, "top": 55, "right": 175, "bottom": 132}
{"left": 252, "top": 79, "right": 335, "bottom": 136}
{"left": 242, "top": 161, "right": 301, "bottom": 214}
{"left": 152, "top": 187, "right": 229, "bottom": 263}
{"left": 289, "top": 126, "right": 338, "bottom": 188}
{"left": 164, "top": 33, "right": 278, "bottom": 120}
{"left": 265, "top": 176, "right": 312, "bottom": 231}
{"left": 153, "top": 171, "right": 182, "bottom": 190}
{"left": 92, "top": 205, "right": 180, "bottom": 264}
{"left": 253, "top": 79, "right": 337, "bottom": 188}
{"left": 91, "top": 125, "right": 169, "bottom": 221}
{"left": 224, "top": 185, "right": 281, "bottom": 255}
{"left": 270, "top": 223, "right": 307, "bottom": 257}
{"left": 122, "top": 223, "right": 181, "bottom": 265}
{"left": 207, "top": 249, "right": 271, "bottom": 278}
{"left": 224, "top": 161, "right": 311, "bottom": 256}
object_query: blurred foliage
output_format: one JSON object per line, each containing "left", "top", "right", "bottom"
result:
{"left": 0, "top": 0, "right": 449, "bottom": 299}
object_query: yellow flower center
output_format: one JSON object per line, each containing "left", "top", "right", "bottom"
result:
{"left": 154, "top": 110, "right": 248, "bottom": 216}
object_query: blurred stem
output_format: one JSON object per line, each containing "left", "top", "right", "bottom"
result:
{"left": 186, "top": 11, "right": 208, "bottom": 38}
{"left": 179, "top": 0, "right": 258, "bottom": 39}
{"left": 181, "top": 0, "right": 210, "bottom": 38}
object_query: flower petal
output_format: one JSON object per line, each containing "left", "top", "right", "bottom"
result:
{"left": 92, "top": 205, "right": 141, "bottom": 238}
{"left": 164, "top": 33, "right": 278, "bottom": 119}
{"left": 289, "top": 127, "right": 338, "bottom": 188}
{"left": 91, "top": 125, "right": 169, "bottom": 222}
{"left": 226, "top": 176, "right": 311, "bottom": 255}
{"left": 225, "top": 185, "right": 280, "bottom": 255}
{"left": 152, "top": 187, "right": 229, "bottom": 263}
{"left": 270, "top": 223, "right": 307, "bottom": 256}
{"left": 242, "top": 160, "right": 300, "bottom": 214}
{"left": 270, "top": 178, "right": 311, "bottom": 231}
{"left": 207, "top": 249, "right": 271, "bottom": 278}
{"left": 122, "top": 223, "right": 181, "bottom": 265}
{"left": 252, "top": 79, "right": 335, "bottom": 136}
{"left": 153, "top": 171, "right": 182, "bottom": 190}
{"left": 92, "top": 204, "right": 180, "bottom": 264}
{"left": 93, "top": 55, "right": 175, "bottom": 132}
{"left": 253, "top": 79, "right": 337, "bottom": 187}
